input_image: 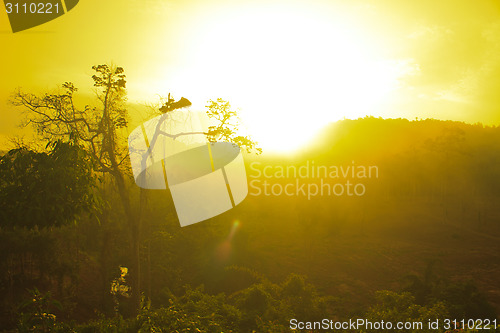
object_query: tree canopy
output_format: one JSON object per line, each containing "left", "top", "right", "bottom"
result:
{"left": 0, "top": 141, "right": 98, "bottom": 229}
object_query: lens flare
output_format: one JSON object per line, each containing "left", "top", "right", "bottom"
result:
{"left": 228, "top": 220, "right": 240, "bottom": 240}
{"left": 215, "top": 220, "right": 241, "bottom": 263}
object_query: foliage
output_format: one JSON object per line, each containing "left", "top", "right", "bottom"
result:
{"left": 365, "top": 290, "right": 448, "bottom": 333}
{"left": 402, "top": 261, "right": 497, "bottom": 319}
{"left": 110, "top": 267, "right": 131, "bottom": 299}
{"left": 8, "top": 263, "right": 500, "bottom": 332}
{"left": 0, "top": 141, "right": 99, "bottom": 229}
{"left": 17, "top": 288, "right": 62, "bottom": 333}
{"left": 20, "top": 274, "right": 325, "bottom": 332}
{"left": 205, "top": 98, "right": 262, "bottom": 154}
{"left": 438, "top": 280, "right": 497, "bottom": 320}
{"left": 110, "top": 266, "right": 131, "bottom": 318}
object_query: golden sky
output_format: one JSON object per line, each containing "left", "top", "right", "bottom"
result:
{"left": 1, "top": 0, "right": 500, "bottom": 151}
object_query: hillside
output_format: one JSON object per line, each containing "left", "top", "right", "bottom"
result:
{"left": 1, "top": 117, "right": 499, "bottom": 330}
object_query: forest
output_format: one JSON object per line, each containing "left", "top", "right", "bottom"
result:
{"left": 0, "top": 66, "right": 499, "bottom": 332}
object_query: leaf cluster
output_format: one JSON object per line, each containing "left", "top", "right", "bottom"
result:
{"left": 205, "top": 98, "right": 262, "bottom": 154}
{"left": 0, "top": 141, "right": 100, "bottom": 229}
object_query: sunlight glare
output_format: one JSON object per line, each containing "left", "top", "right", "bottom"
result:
{"left": 180, "top": 4, "right": 405, "bottom": 152}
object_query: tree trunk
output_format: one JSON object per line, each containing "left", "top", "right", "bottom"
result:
{"left": 111, "top": 169, "right": 141, "bottom": 312}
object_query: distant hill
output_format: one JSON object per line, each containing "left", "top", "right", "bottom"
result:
{"left": 308, "top": 117, "right": 500, "bottom": 158}
{"left": 238, "top": 117, "right": 500, "bottom": 313}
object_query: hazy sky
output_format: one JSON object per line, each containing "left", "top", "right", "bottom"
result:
{"left": 1, "top": 0, "right": 500, "bottom": 151}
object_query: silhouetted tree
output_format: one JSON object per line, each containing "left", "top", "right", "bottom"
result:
{"left": 0, "top": 140, "right": 98, "bottom": 229}
{"left": 11, "top": 66, "right": 262, "bottom": 313}
{"left": 11, "top": 65, "right": 144, "bottom": 309}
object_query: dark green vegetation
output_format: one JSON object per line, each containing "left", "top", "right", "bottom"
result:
{"left": 1, "top": 67, "right": 499, "bottom": 331}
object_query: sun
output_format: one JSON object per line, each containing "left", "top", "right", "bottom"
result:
{"left": 176, "top": 3, "right": 404, "bottom": 153}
